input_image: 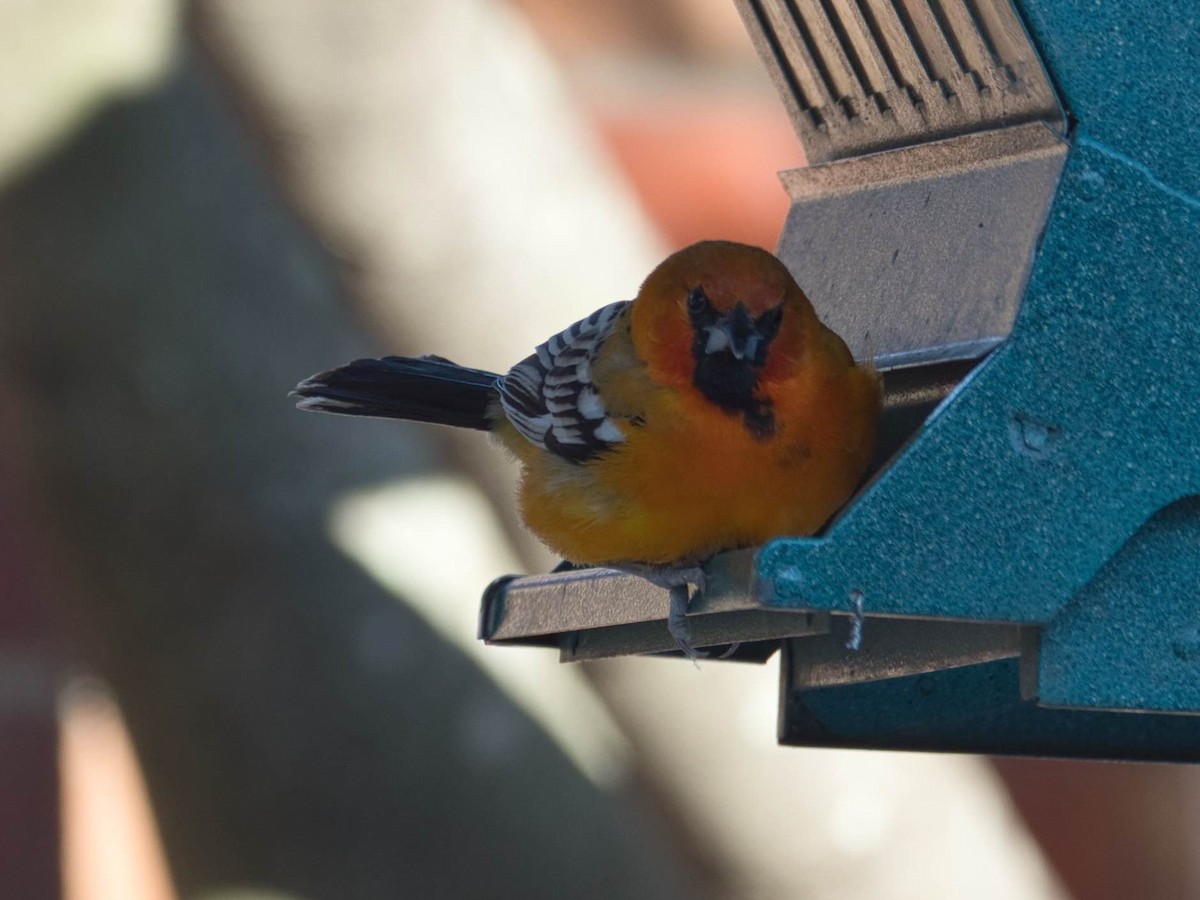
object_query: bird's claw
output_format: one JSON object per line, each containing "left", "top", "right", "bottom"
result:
{"left": 665, "top": 574, "right": 740, "bottom": 660}
{"left": 667, "top": 582, "right": 705, "bottom": 659}
{"left": 606, "top": 563, "right": 708, "bottom": 658}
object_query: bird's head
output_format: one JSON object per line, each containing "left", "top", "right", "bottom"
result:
{"left": 631, "top": 241, "right": 818, "bottom": 405}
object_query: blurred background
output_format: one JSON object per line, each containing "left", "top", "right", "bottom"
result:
{"left": 1, "top": 1, "right": 1198, "bottom": 898}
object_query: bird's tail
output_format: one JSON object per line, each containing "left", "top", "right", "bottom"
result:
{"left": 292, "top": 355, "right": 499, "bottom": 431}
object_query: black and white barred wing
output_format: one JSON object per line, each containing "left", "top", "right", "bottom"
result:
{"left": 498, "top": 300, "right": 630, "bottom": 463}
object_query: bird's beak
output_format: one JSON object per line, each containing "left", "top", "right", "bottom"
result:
{"left": 703, "top": 302, "right": 762, "bottom": 362}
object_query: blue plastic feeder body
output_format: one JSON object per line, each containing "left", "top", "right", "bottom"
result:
{"left": 762, "top": 0, "right": 1200, "bottom": 719}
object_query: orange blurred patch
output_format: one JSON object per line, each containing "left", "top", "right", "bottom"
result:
{"left": 61, "top": 680, "right": 176, "bottom": 900}
{"left": 593, "top": 99, "right": 804, "bottom": 251}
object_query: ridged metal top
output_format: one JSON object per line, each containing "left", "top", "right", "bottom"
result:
{"left": 734, "top": 0, "right": 1062, "bottom": 163}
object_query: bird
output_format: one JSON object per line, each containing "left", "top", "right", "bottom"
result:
{"left": 294, "top": 240, "right": 881, "bottom": 656}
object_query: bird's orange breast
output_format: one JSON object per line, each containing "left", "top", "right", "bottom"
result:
{"left": 498, "top": 328, "right": 880, "bottom": 565}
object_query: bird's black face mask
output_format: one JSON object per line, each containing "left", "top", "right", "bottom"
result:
{"left": 687, "top": 287, "right": 784, "bottom": 439}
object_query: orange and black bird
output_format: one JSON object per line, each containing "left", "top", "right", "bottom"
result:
{"left": 294, "top": 241, "right": 880, "bottom": 655}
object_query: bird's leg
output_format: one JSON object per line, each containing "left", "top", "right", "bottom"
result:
{"left": 667, "top": 582, "right": 701, "bottom": 659}
{"left": 606, "top": 563, "right": 707, "bottom": 658}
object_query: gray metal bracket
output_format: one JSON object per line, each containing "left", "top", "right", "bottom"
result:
{"left": 481, "top": 550, "right": 826, "bottom": 662}
{"left": 778, "top": 122, "right": 1066, "bottom": 366}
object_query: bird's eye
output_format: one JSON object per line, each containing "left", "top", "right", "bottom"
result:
{"left": 757, "top": 304, "right": 784, "bottom": 340}
{"left": 686, "top": 287, "right": 708, "bottom": 314}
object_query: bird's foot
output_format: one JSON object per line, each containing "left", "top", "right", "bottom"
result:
{"left": 667, "top": 582, "right": 703, "bottom": 660}
{"left": 606, "top": 563, "right": 708, "bottom": 658}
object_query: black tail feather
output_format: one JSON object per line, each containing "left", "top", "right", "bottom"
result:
{"left": 292, "top": 355, "right": 499, "bottom": 431}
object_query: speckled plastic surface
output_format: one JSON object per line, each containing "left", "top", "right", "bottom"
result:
{"left": 764, "top": 0, "right": 1200, "bottom": 718}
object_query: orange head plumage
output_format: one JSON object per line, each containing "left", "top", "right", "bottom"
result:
{"left": 630, "top": 240, "right": 823, "bottom": 433}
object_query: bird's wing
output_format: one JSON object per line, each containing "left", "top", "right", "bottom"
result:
{"left": 498, "top": 300, "right": 631, "bottom": 463}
